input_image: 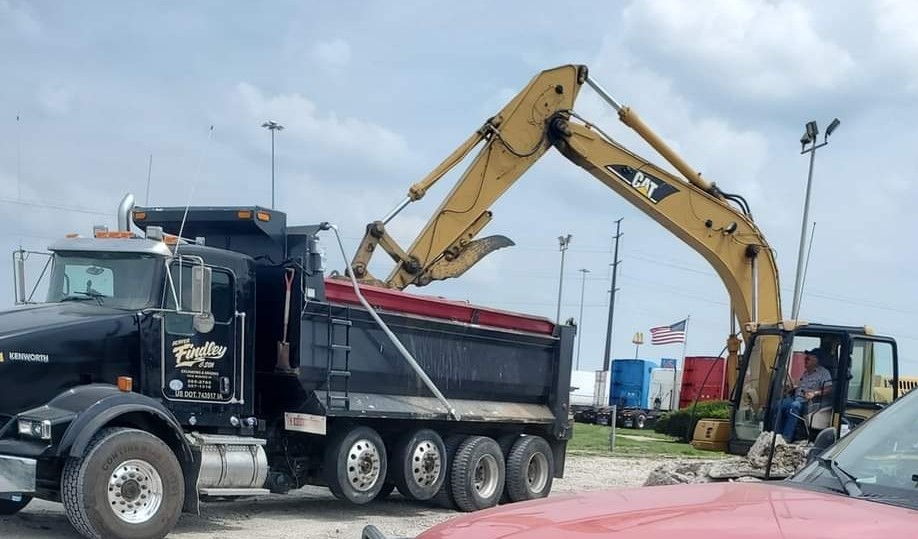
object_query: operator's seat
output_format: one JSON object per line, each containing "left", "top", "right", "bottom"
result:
{"left": 805, "top": 348, "right": 836, "bottom": 435}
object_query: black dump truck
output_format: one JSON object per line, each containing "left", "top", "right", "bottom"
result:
{"left": 0, "top": 195, "right": 574, "bottom": 539}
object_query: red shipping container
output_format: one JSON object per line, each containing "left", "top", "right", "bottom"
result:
{"left": 679, "top": 356, "right": 727, "bottom": 409}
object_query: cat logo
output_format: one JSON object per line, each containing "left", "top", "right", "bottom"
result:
{"left": 606, "top": 164, "right": 678, "bottom": 204}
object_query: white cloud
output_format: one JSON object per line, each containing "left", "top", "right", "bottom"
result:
{"left": 310, "top": 38, "right": 352, "bottom": 68}
{"left": 38, "top": 84, "right": 75, "bottom": 115}
{"left": 0, "top": 0, "right": 40, "bottom": 38}
{"left": 872, "top": 0, "right": 918, "bottom": 91}
{"left": 621, "top": 0, "right": 854, "bottom": 99}
{"left": 231, "top": 82, "right": 415, "bottom": 168}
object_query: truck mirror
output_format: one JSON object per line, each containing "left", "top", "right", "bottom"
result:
{"left": 191, "top": 265, "right": 214, "bottom": 334}
{"left": 191, "top": 265, "right": 212, "bottom": 313}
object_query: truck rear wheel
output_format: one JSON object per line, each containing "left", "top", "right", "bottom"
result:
{"left": 636, "top": 413, "right": 647, "bottom": 429}
{"left": 450, "top": 436, "right": 505, "bottom": 512}
{"left": 430, "top": 434, "right": 465, "bottom": 509}
{"left": 505, "top": 436, "right": 553, "bottom": 502}
{"left": 0, "top": 494, "right": 31, "bottom": 515}
{"left": 391, "top": 429, "right": 446, "bottom": 501}
{"left": 61, "top": 427, "right": 184, "bottom": 539}
{"left": 324, "top": 425, "right": 387, "bottom": 505}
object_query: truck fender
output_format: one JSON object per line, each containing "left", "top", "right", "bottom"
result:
{"left": 49, "top": 385, "right": 199, "bottom": 513}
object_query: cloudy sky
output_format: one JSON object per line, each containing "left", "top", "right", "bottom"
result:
{"left": 2, "top": 0, "right": 916, "bottom": 374}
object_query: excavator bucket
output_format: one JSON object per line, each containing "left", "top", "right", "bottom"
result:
{"left": 421, "top": 235, "right": 515, "bottom": 284}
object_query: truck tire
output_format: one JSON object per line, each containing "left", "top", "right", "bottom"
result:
{"left": 374, "top": 481, "right": 396, "bottom": 500}
{"left": 61, "top": 427, "right": 184, "bottom": 539}
{"left": 496, "top": 434, "right": 520, "bottom": 504}
{"left": 391, "top": 429, "right": 446, "bottom": 501}
{"left": 430, "top": 435, "right": 465, "bottom": 509}
{"left": 0, "top": 494, "right": 31, "bottom": 515}
{"left": 636, "top": 414, "right": 647, "bottom": 429}
{"left": 324, "top": 425, "right": 387, "bottom": 505}
{"left": 505, "top": 436, "right": 554, "bottom": 502}
{"left": 450, "top": 436, "right": 505, "bottom": 512}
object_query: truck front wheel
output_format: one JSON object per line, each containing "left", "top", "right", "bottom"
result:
{"left": 0, "top": 494, "right": 31, "bottom": 515}
{"left": 61, "top": 427, "right": 185, "bottom": 539}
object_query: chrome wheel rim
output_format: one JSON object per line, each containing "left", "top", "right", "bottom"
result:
{"left": 107, "top": 459, "right": 163, "bottom": 524}
{"left": 411, "top": 441, "right": 442, "bottom": 488}
{"left": 526, "top": 452, "right": 549, "bottom": 494}
{"left": 473, "top": 454, "right": 499, "bottom": 498}
{"left": 347, "top": 438, "right": 382, "bottom": 492}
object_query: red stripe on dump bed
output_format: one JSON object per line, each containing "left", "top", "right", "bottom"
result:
{"left": 323, "top": 278, "right": 555, "bottom": 336}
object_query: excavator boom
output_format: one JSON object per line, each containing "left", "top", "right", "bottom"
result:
{"left": 346, "top": 64, "right": 781, "bottom": 390}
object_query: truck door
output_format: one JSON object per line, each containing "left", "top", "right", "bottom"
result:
{"left": 160, "top": 262, "right": 242, "bottom": 419}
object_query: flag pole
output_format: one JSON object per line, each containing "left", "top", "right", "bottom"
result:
{"left": 674, "top": 315, "right": 690, "bottom": 410}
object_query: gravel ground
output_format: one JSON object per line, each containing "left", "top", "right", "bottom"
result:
{"left": 0, "top": 454, "right": 668, "bottom": 539}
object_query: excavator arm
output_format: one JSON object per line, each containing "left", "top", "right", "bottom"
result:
{"left": 345, "top": 64, "right": 782, "bottom": 389}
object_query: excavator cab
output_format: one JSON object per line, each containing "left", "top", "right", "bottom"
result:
{"left": 730, "top": 322, "right": 898, "bottom": 454}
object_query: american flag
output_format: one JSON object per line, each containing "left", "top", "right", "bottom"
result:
{"left": 650, "top": 319, "right": 686, "bottom": 345}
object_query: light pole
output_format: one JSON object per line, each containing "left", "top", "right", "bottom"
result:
{"left": 791, "top": 118, "right": 840, "bottom": 320}
{"left": 261, "top": 120, "right": 285, "bottom": 209}
{"left": 576, "top": 268, "right": 590, "bottom": 369}
{"left": 555, "top": 234, "right": 572, "bottom": 325}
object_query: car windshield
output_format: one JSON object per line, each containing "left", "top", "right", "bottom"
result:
{"left": 788, "top": 387, "right": 918, "bottom": 510}
{"left": 46, "top": 252, "right": 162, "bottom": 310}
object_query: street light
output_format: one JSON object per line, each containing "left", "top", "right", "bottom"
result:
{"left": 576, "top": 268, "right": 590, "bottom": 369}
{"left": 555, "top": 234, "right": 572, "bottom": 325}
{"left": 261, "top": 120, "right": 285, "bottom": 209}
{"left": 791, "top": 117, "right": 840, "bottom": 319}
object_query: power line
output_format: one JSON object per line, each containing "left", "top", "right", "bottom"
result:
{"left": 0, "top": 197, "right": 109, "bottom": 216}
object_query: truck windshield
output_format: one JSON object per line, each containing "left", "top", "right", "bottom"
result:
{"left": 46, "top": 252, "right": 161, "bottom": 310}
{"left": 789, "top": 387, "right": 918, "bottom": 510}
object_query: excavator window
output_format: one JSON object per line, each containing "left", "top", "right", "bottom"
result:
{"left": 734, "top": 333, "right": 783, "bottom": 443}
{"left": 849, "top": 340, "right": 896, "bottom": 405}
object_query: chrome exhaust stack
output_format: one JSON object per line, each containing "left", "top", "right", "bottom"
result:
{"left": 117, "top": 193, "right": 135, "bottom": 232}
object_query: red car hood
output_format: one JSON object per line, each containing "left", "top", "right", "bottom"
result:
{"left": 418, "top": 482, "right": 917, "bottom": 539}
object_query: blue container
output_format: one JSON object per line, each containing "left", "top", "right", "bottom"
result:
{"left": 610, "top": 359, "right": 658, "bottom": 408}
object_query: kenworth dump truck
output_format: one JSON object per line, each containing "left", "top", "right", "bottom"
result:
{"left": 0, "top": 197, "right": 574, "bottom": 539}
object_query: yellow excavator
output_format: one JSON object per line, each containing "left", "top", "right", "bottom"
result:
{"left": 345, "top": 64, "right": 899, "bottom": 454}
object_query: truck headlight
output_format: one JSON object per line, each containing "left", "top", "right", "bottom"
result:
{"left": 17, "top": 418, "right": 52, "bottom": 440}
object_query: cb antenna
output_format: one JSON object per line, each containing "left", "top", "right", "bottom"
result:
{"left": 16, "top": 113, "right": 22, "bottom": 249}
{"left": 144, "top": 154, "right": 153, "bottom": 205}
{"left": 177, "top": 125, "right": 215, "bottom": 245}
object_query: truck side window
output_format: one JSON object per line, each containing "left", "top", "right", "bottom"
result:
{"left": 210, "top": 270, "right": 233, "bottom": 323}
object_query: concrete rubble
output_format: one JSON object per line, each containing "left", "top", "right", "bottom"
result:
{"left": 643, "top": 431, "right": 809, "bottom": 486}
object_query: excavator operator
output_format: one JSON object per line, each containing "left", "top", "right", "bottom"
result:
{"left": 776, "top": 349, "right": 833, "bottom": 441}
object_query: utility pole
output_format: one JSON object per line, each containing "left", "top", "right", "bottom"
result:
{"left": 576, "top": 268, "right": 590, "bottom": 369}
{"left": 602, "top": 219, "right": 623, "bottom": 372}
{"left": 555, "top": 234, "right": 572, "bottom": 325}
{"left": 261, "top": 120, "right": 284, "bottom": 209}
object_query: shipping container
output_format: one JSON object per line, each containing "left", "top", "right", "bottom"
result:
{"left": 678, "top": 356, "right": 727, "bottom": 409}
{"left": 610, "top": 359, "right": 657, "bottom": 408}
{"left": 650, "top": 367, "right": 682, "bottom": 411}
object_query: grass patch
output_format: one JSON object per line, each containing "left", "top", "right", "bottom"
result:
{"left": 568, "top": 422, "right": 724, "bottom": 458}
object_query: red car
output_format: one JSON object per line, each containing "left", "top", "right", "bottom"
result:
{"left": 364, "top": 388, "right": 918, "bottom": 538}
